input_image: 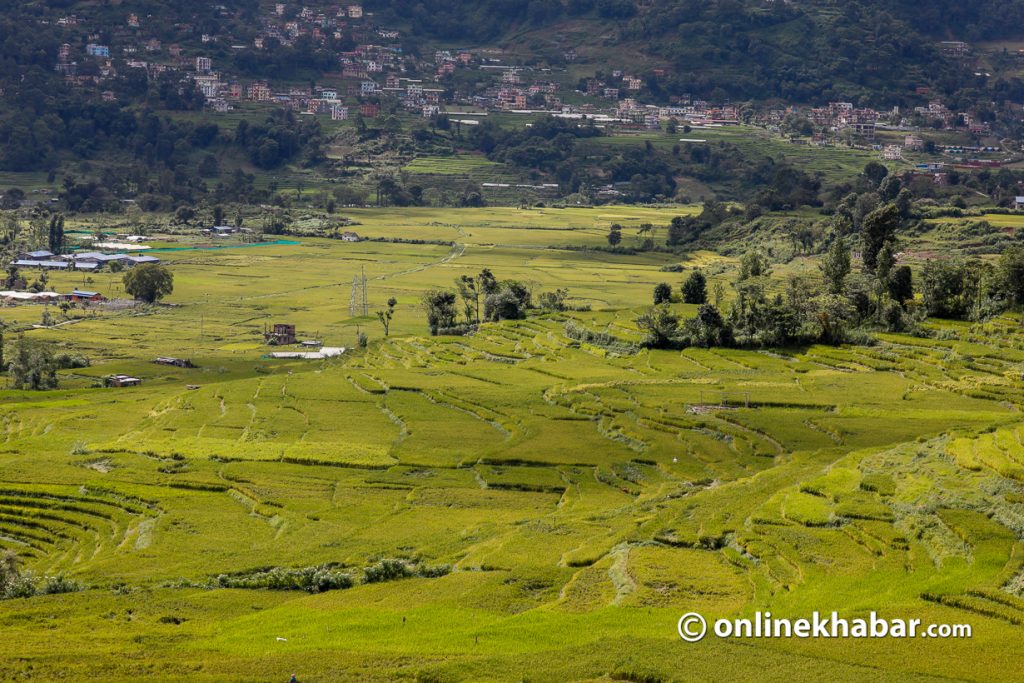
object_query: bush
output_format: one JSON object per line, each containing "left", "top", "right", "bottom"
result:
{"left": 54, "top": 353, "right": 90, "bottom": 369}
{"left": 563, "top": 321, "right": 637, "bottom": 353}
{"left": 215, "top": 565, "right": 353, "bottom": 593}
{"left": 653, "top": 283, "right": 672, "bottom": 305}
{"left": 38, "top": 575, "right": 84, "bottom": 595}
{"left": 363, "top": 558, "right": 415, "bottom": 583}
{"left": 363, "top": 559, "right": 451, "bottom": 583}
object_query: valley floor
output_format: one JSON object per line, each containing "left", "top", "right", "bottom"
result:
{"left": 0, "top": 207, "right": 1022, "bottom": 681}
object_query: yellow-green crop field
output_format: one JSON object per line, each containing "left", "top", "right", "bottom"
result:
{"left": 2, "top": 207, "right": 1024, "bottom": 681}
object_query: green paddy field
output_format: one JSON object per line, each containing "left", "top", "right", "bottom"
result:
{"left": 1, "top": 207, "right": 1023, "bottom": 681}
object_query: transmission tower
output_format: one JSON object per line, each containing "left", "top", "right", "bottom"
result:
{"left": 349, "top": 266, "right": 368, "bottom": 317}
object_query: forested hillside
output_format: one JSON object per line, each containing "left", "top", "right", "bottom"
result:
{"left": 367, "top": 0, "right": 1024, "bottom": 102}
{"left": 2, "top": 0, "right": 1024, "bottom": 208}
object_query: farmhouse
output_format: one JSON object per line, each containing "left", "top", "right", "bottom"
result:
{"left": 105, "top": 374, "right": 142, "bottom": 387}
{"left": 1015, "top": 196, "right": 1024, "bottom": 210}
{"left": 154, "top": 356, "right": 195, "bottom": 368}
{"left": 65, "top": 290, "right": 104, "bottom": 303}
{"left": 341, "top": 231, "right": 360, "bottom": 242}
{"left": 210, "top": 225, "right": 247, "bottom": 236}
{"left": 264, "top": 323, "right": 297, "bottom": 345}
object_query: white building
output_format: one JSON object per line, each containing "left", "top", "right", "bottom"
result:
{"left": 882, "top": 145, "right": 903, "bottom": 161}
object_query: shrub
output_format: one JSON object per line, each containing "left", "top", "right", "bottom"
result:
{"left": 38, "top": 575, "right": 84, "bottom": 595}
{"left": 215, "top": 565, "right": 353, "bottom": 593}
{"left": 363, "top": 558, "right": 414, "bottom": 583}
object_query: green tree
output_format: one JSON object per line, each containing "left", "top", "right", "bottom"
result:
{"left": 376, "top": 297, "right": 397, "bottom": 336}
{"left": 538, "top": 288, "right": 569, "bottom": 311}
{"left": 879, "top": 175, "right": 902, "bottom": 201}
{"left": 810, "top": 294, "right": 854, "bottom": 345}
{"left": 863, "top": 161, "right": 889, "bottom": 187}
{"left": 681, "top": 270, "right": 707, "bottom": 304}
{"left": 174, "top": 206, "right": 195, "bottom": 225}
{"left": 820, "top": 237, "right": 851, "bottom": 294}
{"left": 47, "top": 214, "right": 65, "bottom": 255}
{"left": 423, "top": 289, "right": 457, "bottom": 335}
{"left": 998, "top": 246, "right": 1024, "bottom": 321}
{"left": 888, "top": 265, "right": 913, "bottom": 305}
{"left": 456, "top": 275, "right": 480, "bottom": 323}
{"left": 921, "top": 259, "right": 976, "bottom": 319}
{"left": 607, "top": 223, "right": 622, "bottom": 247}
{"left": 7, "top": 336, "right": 58, "bottom": 391}
{"left": 739, "top": 251, "right": 771, "bottom": 280}
{"left": 653, "top": 282, "right": 673, "bottom": 305}
{"left": 861, "top": 204, "right": 900, "bottom": 273}
{"left": 894, "top": 188, "right": 913, "bottom": 218}
{"left": 681, "top": 304, "right": 732, "bottom": 348}
{"left": 478, "top": 269, "right": 498, "bottom": 298}
{"left": 636, "top": 305, "right": 679, "bottom": 349}
{"left": 123, "top": 264, "right": 174, "bottom": 304}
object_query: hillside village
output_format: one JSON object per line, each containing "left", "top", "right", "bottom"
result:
{"left": 41, "top": 2, "right": 1018, "bottom": 170}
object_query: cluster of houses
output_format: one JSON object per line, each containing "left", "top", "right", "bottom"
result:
{"left": 12, "top": 250, "right": 160, "bottom": 272}
{"left": 46, "top": 1, "right": 1005, "bottom": 164}
{"left": 0, "top": 289, "right": 106, "bottom": 305}
{"left": 806, "top": 102, "right": 880, "bottom": 139}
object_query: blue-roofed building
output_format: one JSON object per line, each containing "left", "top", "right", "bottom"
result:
{"left": 67, "top": 290, "right": 104, "bottom": 302}
{"left": 19, "top": 250, "right": 55, "bottom": 260}
{"left": 12, "top": 259, "right": 69, "bottom": 270}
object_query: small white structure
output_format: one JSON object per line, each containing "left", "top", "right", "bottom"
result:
{"left": 269, "top": 346, "right": 345, "bottom": 360}
{"left": 0, "top": 291, "right": 61, "bottom": 302}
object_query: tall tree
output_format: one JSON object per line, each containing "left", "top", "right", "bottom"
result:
{"left": 377, "top": 297, "right": 397, "bottom": 336}
{"left": 681, "top": 270, "right": 708, "bottom": 304}
{"left": 863, "top": 161, "right": 889, "bottom": 188}
{"left": 47, "top": 214, "right": 64, "bottom": 255}
{"left": 861, "top": 204, "right": 900, "bottom": 273}
{"left": 456, "top": 275, "right": 480, "bottom": 323}
{"left": 7, "top": 336, "right": 58, "bottom": 391}
{"left": 999, "top": 246, "right": 1024, "bottom": 322}
{"left": 820, "top": 237, "right": 851, "bottom": 294}
{"left": 422, "top": 289, "right": 457, "bottom": 335}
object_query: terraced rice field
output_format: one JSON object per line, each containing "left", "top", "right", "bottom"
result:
{"left": 2, "top": 208, "right": 1024, "bottom": 681}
